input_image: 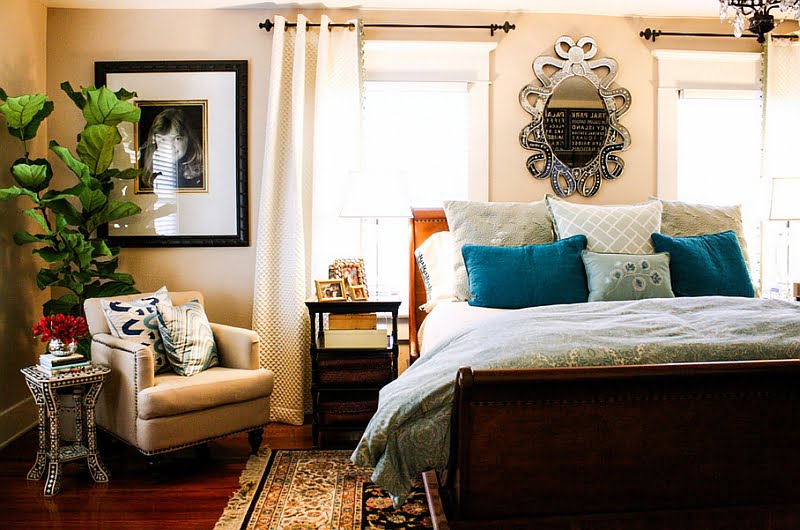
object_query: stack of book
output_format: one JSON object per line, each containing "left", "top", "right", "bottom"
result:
{"left": 323, "top": 313, "right": 388, "bottom": 349}
{"left": 37, "top": 353, "right": 90, "bottom": 376}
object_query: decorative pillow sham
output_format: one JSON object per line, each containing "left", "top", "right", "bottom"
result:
{"left": 658, "top": 198, "right": 753, "bottom": 273}
{"left": 546, "top": 196, "right": 662, "bottom": 254}
{"left": 582, "top": 251, "right": 674, "bottom": 302}
{"left": 461, "top": 235, "right": 588, "bottom": 309}
{"left": 414, "top": 231, "right": 456, "bottom": 312}
{"left": 157, "top": 299, "right": 219, "bottom": 377}
{"left": 101, "top": 286, "right": 172, "bottom": 374}
{"left": 443, "top": 199, "right": 555, "bottom": 301}
{"left": 651, "top": 230, "right": 755, "bottom": 298}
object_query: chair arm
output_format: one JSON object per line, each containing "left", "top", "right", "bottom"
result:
{"left": 90, "top": 333, "right": 155, "bottom": 392}
{"left": 210, "top": 322, "right": 260, "bottom": 370}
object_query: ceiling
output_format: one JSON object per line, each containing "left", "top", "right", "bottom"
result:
{"left": 39, "top": 0, "right": 722, "bottom": 18}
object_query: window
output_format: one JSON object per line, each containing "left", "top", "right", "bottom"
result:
{"left": 654, "top": 50, "right": 766, "bottom": 290}
{"left": 675, "top": 90, "right": 765, "bottom": 282}
{"left": 358, "top": 41, "right": 495, "bottom": 319}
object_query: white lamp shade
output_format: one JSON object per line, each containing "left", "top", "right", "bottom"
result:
{"left": 770, "top": 178, "right": 800, "bottom": 221}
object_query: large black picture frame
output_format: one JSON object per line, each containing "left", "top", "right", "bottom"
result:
{"left": 95, "top": 60, "right": 249, "bottom": 247}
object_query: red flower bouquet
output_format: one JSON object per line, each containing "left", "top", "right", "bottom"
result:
{"left": 32, "top": 314, "right": 89, "bottom": 344}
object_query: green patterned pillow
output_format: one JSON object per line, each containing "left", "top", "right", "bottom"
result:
{"left": 582, "top": 250, "right": 675, "bottom": 302}
{"left": 156, "top": 299, "right": 219, "bottom": 376}
{"left": 547, "top": 196, "right": 662, "bottom": 254}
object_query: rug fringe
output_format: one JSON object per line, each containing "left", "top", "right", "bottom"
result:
{"left": 213, "top": 446, "right": 272, "bottom": 530}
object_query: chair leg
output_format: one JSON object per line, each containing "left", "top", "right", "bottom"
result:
{"left": 147, "top": 454, "right": 163, "bottom": 481}
{"left": 248, "top": 428, "right": 263, "bottom": 455}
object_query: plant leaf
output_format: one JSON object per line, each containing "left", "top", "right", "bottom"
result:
{"left": 62, "top": 232, "right": 94, "bottom": 269}
{"left": 46, "top": 198, "right": 83, "bottom": 226}
{"left": 108, "top": 167, "right": 140, "bottom": 181}
{"left": 36, "top": 269, "right": 60, "bottom": 289}
{"left": 90, "top": 239, "right": 112, "bottom": 258}
{"left": 44, "top": 294, "right": 81, "bottom": 316}
{"left": 13, "top": 230, "right": 49, "bottom": 245}
{"left": 76, "top": 124, "right": 121, "bottom": 176}
{"left": 86, "top": 200, "right": 141, "bottom": 234}
{"left": 60, "top": 81, "right": 86, "bottom": 109}
{"left": 49, "top": 141, "right": 94, "bottom": 185}
{"left": 93, "top": 256, "right": 119, "bottom": 274}
{"left": 83, "top": 87, "right": 140, "bottom": 126}
{"left": 0, "top": 185, "right": 39, "bottom": 202}
{"left": 84, "top": 281, "right": 139, "bottom": 300}
{"left": 0, "top": 94, "right": 53, "bottom": 140}
{"left": 0, "top": 87, "right": 7, "bottom": 101}
{"left": 78, "top": 187, "right": 107, "bottom": 214}
{"left": 113, "top": 87, "right": 137, "bottom": 101}
{"left": 22, "top": 208, "right": 50, "bottom": 233}
{"left": 33, "top": 246, "right": 71, "bottom": 263}
{"left": 11, "top": 158, "right": 52, "bottom": 191}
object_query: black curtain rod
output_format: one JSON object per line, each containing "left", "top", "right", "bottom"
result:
{"left": 258, "top": 18, "right": 515, "bottom": 36}
{"left": 640, "top": 27, "right": 798, "bottom": 42}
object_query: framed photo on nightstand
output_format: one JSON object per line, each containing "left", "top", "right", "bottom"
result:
{"left": 315, "top": 279, "right": 347, "bottom": 302}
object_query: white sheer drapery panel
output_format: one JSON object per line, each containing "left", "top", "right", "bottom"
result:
{"left": 252, "top": 15, "right": 364, "bottom": 424}
{"left": 764, "top": 38, "right": 800, "bottom": 179}
{"left": 763, "top": 38, "right": 800, "bottom": 294}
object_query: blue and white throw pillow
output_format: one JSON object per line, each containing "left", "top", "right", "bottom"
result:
{"left": 101, "top": 287, "right": 172, "bottom": 374}
{"left": 157, "top": 299, "right": 219, "bottom": 377}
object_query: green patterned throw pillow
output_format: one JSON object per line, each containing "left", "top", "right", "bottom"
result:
{"left": 157, "top": 299, "right": 219, "bottom": 376}
{"left": 582, "top": 251, "right": 675, "bottom": 302}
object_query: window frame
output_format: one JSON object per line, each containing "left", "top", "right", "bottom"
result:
{"left": 653, "top": 50, "right": 762, "bottom": 199}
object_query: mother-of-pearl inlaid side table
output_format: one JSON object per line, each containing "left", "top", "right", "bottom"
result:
{"left": 21, "top": 363, "right": 111, "bottom": 496}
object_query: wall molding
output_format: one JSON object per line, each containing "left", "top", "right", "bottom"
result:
{"left": 0, "top": 396, "right": 36, "bottom": 450}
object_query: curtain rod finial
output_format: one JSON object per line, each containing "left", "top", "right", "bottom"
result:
{"left": 259, "top": 18, "right": 274, "bottom": 32}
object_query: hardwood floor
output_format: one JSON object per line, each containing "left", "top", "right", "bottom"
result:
{"left": 0, "top": 423, "right": 313, "bottom": 530}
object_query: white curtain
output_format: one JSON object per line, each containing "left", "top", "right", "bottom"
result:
{"left": 252, "top": 15, "right": 364, "bottom": 425}
{"left": 762, "top": 37, "right": 800, "bottom": 295}
{"left": 763, "top": 37, "right": 800, "bottom": 179}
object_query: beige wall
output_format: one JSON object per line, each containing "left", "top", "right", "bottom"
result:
{"left": 44, "top": 8, "right": 761, "bottom": 329}
{"left": 0, "top": 0, "right": 48, "bottom": 446}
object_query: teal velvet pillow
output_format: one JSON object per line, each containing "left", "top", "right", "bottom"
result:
{"left": 582, "top": 251, "right": 675, "bottom": 302}
{"left": 651, "top": 230, "right": 755, "bottom": 298}
{"left": 461, "top": 235, "right": 588, "bottom": 309}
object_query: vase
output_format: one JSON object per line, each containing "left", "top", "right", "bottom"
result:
{"left": 48, "top": 338, "right": 68, "bottom": 357}
{"left": 66, "top": 339, "right": 78, "bottom": 354}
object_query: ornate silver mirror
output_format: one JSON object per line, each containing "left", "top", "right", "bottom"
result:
{"left": 519, "top": 36, "right": 631, "bottom": 197}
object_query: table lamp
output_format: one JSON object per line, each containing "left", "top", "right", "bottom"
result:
{"left": 769, "top": 177, "right": 800, "bottom": 298}
{"left": 340, "top": 171, "right": 411, "bottom": 298}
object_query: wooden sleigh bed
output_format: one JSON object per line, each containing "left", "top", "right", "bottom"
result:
{"left": 408, "top": 208, "right": 800, "bottom": 530}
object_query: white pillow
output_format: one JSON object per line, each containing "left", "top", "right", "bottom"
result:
{"left": 101, "top": 286, "right": 172, "bottom": 374}
{"left": 546, "top": 196, "right": 662, "bottom": 254}
{"left": 414, "top": 231, "right": 456, "bottom": 312}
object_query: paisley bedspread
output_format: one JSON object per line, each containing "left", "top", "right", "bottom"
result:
{"left": 351, "top": 296, "right": 800, "bottom": 507}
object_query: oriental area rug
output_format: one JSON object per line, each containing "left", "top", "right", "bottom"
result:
{"left": 214, "top": 448, "right": 432, "bottom": 530}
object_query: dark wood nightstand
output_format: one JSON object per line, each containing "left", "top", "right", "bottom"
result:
{"left": 306, "top": 299, "right": 401, "bottom": 448}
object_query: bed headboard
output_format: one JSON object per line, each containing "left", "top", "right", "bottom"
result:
{"left": 409, "top": 208, "right": 448, "bottom": 364}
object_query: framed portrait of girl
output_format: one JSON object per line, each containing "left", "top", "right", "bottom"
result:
{"left": 135, "top": 101, "right": 208, "bottom": 194}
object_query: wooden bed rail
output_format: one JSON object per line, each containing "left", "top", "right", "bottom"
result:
{"left": 427, "top": 359, "right": 800, "bottom": 529}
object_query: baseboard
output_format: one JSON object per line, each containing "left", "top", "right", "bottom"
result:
{"left": 0, "top": 397, "right": 36, "bottom": 450}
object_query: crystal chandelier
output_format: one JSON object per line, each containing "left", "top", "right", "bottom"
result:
{"left": 719, "top": 0, "right": 800, "bottom": 42}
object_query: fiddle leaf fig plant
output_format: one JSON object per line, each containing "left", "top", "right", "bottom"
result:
{"left": 0, "top": 83, "right": 142, "bottom": 317}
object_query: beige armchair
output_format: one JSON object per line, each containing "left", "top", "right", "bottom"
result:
{"left": 84, "top": 291, "right": 273, "bottom": 457}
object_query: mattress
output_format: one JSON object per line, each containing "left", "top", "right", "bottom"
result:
{"left": 419, "top": 300, "right": 507, "bottom": 356}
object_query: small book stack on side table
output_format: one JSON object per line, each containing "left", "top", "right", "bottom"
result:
{"left": 21, "top": 359, "right": 111, "bottom": 496}
{"left": 306, "top": 299, "right": 401, "bottom": 448}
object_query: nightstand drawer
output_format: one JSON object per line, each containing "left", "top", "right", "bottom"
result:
{"left": 317, "top": 355, "right": 392, "bottom": 387}
{"left": 317, "top": 391, "right": 378, "bottom": 426}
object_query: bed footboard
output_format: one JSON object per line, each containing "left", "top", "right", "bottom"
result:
{"left": 428, "top": 360, "right": 800, "bottom": 529}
